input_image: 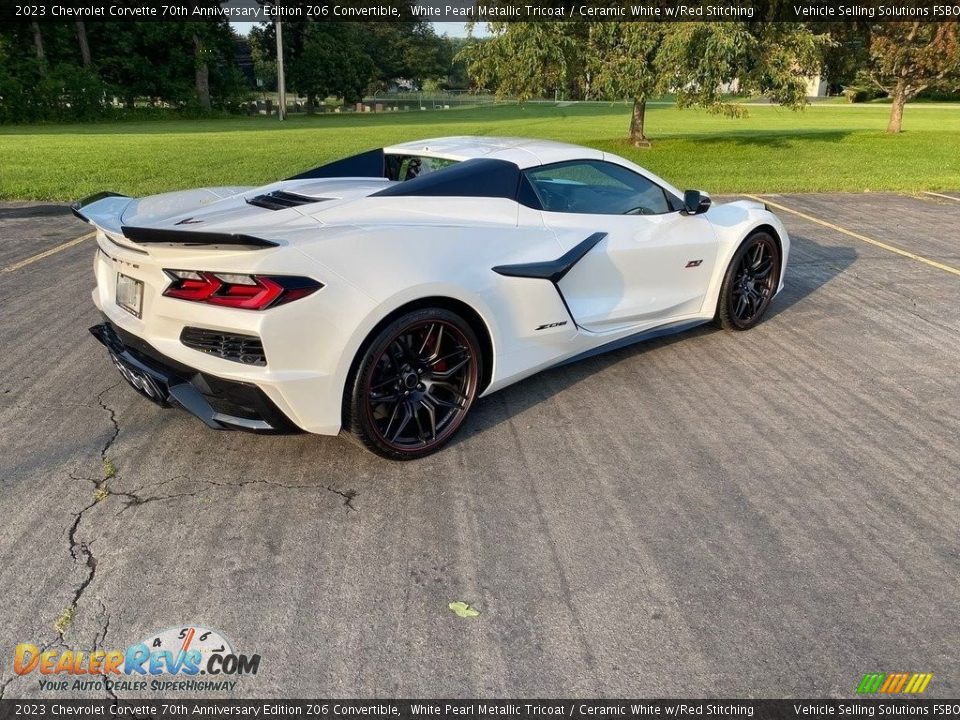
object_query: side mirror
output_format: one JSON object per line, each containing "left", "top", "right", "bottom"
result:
{"left": 682, "top": 190, "right": 712, "bottom": 215}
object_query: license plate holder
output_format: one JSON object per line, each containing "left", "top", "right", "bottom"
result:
{"left": 116, "top": 273, "right": 143, "bottom": 318}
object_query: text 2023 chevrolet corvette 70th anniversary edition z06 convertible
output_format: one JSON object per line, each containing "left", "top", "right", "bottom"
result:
{"left": 76, "top": 136, "right": 790, "bottom": 459}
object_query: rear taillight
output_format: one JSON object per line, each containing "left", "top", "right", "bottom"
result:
{"left": 162, "top": 270, "right": 322, "bottom": 310}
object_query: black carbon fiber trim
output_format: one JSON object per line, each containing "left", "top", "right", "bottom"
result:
{"left": 491, "top": 232, "right": 608, "bottom": 284}
{"left": 120, "top": 226, "right": 279, "bottom": 248}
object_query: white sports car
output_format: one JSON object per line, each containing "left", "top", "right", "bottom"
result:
{"left": 77, "top": 136, "right": 789, "bottom": 459}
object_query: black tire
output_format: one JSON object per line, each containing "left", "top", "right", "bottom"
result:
{"left": 344, "top": 308, "right": 482, "bottom": 460}
{"left": 715, "top": 231, "right": 781, "bottom": 331}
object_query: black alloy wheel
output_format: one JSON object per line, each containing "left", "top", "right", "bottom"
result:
{"left": 345, "top": 308, "right": 481, "bottom": 459}
{"left": 716, "top": 231, "right": 780, "bottom": 331}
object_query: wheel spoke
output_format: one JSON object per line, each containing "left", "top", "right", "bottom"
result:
{"left": 427, "top": 346, "right": 466, "bottom": 368}
{"left": 423, "top": 325, "right": 445, "bottom": 363}
{"left": 413, "top": 405, "right": 428, "bottom": 443}
{"left": 431, "top": 380, "right": 467, "bottom": 399}
{"left": 388, "top": 339, "right": 408, "bottom": 367}
{"left": 370, "top": 390, "right": 402, "bottom": 404}
{"left": 425, "top": 389, "right": 463, "bottom": 409}
{"left": 418, "top": 323, "right": 436, "bottom": 356}
{"left": 382, "top": 400, "right": 402, "bottom": 438}
{"left": 370, "top": 375, "right": 400, "bottom": 391}
{"left": 754, "top": 263, "right": 772, "bottom": 279}
{"left": 420, "top": 398, "right": 437, "bottom": 440}
{"left": 431, "top": 355, "right": 470, "bottom": 379}
{"left": 735, "top": 295, "right": 748, "bottom": 318}
{"left": 389, "top": 401, "right": 414, "bottom": 443}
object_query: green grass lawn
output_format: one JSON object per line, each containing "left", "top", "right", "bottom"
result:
{"left": 1, "top": 102, "right": 958, "bottom": 200}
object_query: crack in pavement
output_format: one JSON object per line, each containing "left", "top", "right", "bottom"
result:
{"left": 96, "top": 382, "right": 122, "bottom": 461}
{"left": 0, "top": 637, "right": 69, "bottom": 700}
{"left": 93, "top": 600, "right": 118, "bottom": 702}
{"left": 326, "top": 486, "right": 358, "bottom": 511}
{"left": 51, "top": 383, "right": 121, "bottom": 657}
{"left": 64, "top": 497, "right": 100, "bottom": 642}
{"left": 36, "top": 383, "right": 356, "bottom": 700}
{"left": 198, "top": 477, "right": 358, "bottom": 512}
{"left": 107, "top": 474, "right": 201, "bottom": 515}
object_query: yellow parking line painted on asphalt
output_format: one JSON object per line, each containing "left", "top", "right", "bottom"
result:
{"left": 1, "top": 231, "right": 95, "bottom": 273}
{"left": 744, "top": 194, "right": 960, "bottom": 279}
{"left": 923, "top": 191, "right": 960, "bottom": 202}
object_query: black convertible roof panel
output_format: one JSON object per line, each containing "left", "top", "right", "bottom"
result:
{"left": 371, "top": 158, "right": 521, "bottom": 200}
{"left": 286, "top": 148, "right": 385, "bottom": 180}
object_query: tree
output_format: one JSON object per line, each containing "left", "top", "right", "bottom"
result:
{"left": 290, "top": 23, "right": 374, "bottom": 106}
{"left": 193, "top": 32, "right": 212, "bottom": 111}
{"left": 459, "top": 21, "right": 824, "bottom": 146}
{"left": 249, "top": 23, "right": 277, "bottom": 91}
{"left": 867, "top": 22, "right": 960, "bottom": 133}
{"left": 809, "top": 21, "right": 871, "bottom": 93}
{"left": 75, "top": 22, "right": 92, "bottom": 67}
{"left": 457, "top": 22, "right": 581, "bottom": 101}
{"left": 587, "top": 24, "right": 666, "bottom": 146}
{"left": 30, "top": 21, "right": 46, "bottom": 74}
{"left": 658, "top": 23, "right": 823, "bottom": 114}
{"left": 362, "top": 23, "right": 451, "bottom": 90}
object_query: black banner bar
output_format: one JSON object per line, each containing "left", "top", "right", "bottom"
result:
{"left": 3, "top": 0, "right": 957, "bottom": 24}
{"left": 1, "top": 699, "right": 958, "bottom": 720}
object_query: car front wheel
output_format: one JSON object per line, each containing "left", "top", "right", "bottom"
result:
{"left": 716, "top": 231, "right": 781, "bottom": 331}
{"left": 345, "top": 308, "right": 481, "bottom": 460}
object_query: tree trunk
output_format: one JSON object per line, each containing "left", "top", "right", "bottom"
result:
{"left": 306, "top": 92, "right": 316, "bottom": 115}
{"left": 886, "top": 79, "right": 908, "bottom": 134}
{"left": 629, "top": 96, "right": 650, "bottom": 148}
{"left": 193, "top": 34, "right": 212, "bottom": 112}
{"left": 31, "top": 22, "right": 46, "bottom": 74}
{"left": 75, "top": 21, "right": 92, "bottom": 67}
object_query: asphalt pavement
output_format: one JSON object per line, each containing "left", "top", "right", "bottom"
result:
{"left": 0, "top": 192, "right": 957, "bottom": 699}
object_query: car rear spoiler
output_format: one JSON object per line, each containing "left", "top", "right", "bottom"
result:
{"left": 71, "top": 191, "right": 130, "bottom": 223}
{"left": 120, "top": 226, "right": 279, "bottom": 249}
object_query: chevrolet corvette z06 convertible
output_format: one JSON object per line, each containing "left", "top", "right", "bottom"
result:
{"left": 76, "top": 136, "right": 789, "bottom": 459}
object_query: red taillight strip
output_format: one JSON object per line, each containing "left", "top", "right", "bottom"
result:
{"left": 164, "top": 274, "right": 223, "bottom": 302}
{"left": 162, "top": 271, "right": 321, "bottom": 310}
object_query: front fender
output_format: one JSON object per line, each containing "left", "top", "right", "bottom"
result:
{"left": 700, "top": 201, "right": 791, "bottom": 317}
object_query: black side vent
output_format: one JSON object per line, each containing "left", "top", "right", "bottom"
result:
{"left": 180, "top": 327, "right": 267, "bottom": 366}
{"left": 246, "top": 190, "right": 327, "bottom": 211}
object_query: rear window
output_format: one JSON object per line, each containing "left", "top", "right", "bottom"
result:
{"left": 385, "top": 154, "right": 459, "bottom": 182}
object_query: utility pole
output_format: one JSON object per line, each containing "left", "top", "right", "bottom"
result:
{"left": 275, "top": 19, "right": 286, "bottom": 121}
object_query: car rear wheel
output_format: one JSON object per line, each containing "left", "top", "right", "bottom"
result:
{"left": 345, "top": 308, "right": 481, "bottom": 460}
{"left": 716, "top": 231, "right": 780, "bottom": 331}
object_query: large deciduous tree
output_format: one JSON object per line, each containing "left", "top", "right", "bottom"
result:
{"left": 867, "top": 22, "right": 960, "bottom": 133}
{"left": 587, "top": 24, "right": 666, "bottom": 146}
{"left": 457, "top": 22, "right": 583, "bottom": 102}
{"left": 459, "top": 21, "right": 824, "bottom": 146}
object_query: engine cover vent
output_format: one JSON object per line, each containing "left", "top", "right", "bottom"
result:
{"left": 246, "top": 190, "right": 327, "bottom": 210}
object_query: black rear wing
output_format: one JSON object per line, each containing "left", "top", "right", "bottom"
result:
{"left": 120, "top": 226, "right": 279, "bottom": 249}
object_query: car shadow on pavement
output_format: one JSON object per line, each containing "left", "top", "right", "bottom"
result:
{"left": 0, "top": 204, "right": 72, "bottom": 219}
{"left": 461, "top": 234, "right": 857, "bottom": 443}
